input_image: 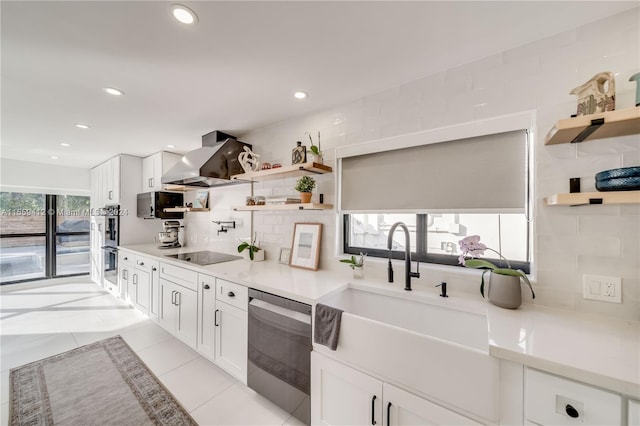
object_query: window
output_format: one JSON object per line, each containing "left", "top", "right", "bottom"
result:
{"left": 344, "top": 213, "right": 530, "bottom": 272}
{"left": 0, "top": 192, "right": 90, "bottom": 284}
{"left": 338, "top": 122, "right": 532, "bottom": 273}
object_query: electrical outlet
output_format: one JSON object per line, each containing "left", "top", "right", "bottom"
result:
{"left": 583, "top": 274, "right": 622, "bottom": 303}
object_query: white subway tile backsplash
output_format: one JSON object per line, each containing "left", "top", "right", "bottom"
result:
{"left": 223, "top": 8, "right": 640, "bottom": 320}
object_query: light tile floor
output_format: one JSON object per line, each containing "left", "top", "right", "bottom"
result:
{"left": 0, "top": 281, "right": 305, "bottom": 426}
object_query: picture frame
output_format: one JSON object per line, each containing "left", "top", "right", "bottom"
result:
{"left": 193, "top": 191, "right": 209, "bottom": 209}
{"left": 289, "top": 223, "right": 322, "bottom": 271}
{"left": 278, "top": 247, "right": 291, "bottom": 265}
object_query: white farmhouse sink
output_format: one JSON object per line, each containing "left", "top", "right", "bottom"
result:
{"left": 316, "top": 285, "right": 499, "bottom": 422}
{"left": 325, "top": 287, "right": 489, "bottom": 351}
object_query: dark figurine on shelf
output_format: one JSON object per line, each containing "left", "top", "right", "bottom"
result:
{"left": 292, "top": 141, "right": 307, "bottom": 165}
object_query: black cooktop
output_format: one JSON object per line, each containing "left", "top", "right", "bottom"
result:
{"left": 165, "top": 251, "right": 242, "bottom": 266}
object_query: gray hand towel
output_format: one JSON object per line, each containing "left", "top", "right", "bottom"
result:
{"left": 314, "top": 303, "right": 343, "bottom": 350}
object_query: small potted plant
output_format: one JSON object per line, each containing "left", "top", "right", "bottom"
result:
{"left": 294, "top": 175, "right": 316, "bottom": 203}
{"left": 340, "top": 252, "right": 366, "bottom": 279}
{"left": 305, "top": 131, "right": 323, "bottom": 164}
{"left": 458, "top": 235, "right": 534, "bottom": 309}
{"left": 237, "top": 233, "right": 264, "bottom": 261}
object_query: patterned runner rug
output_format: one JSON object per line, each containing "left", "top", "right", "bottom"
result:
{"left": 10, "top": 336, "right": 197, "bottom": 425}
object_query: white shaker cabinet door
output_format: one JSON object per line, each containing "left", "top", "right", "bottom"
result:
{"left": 175, "top": 286, "right": 198, "bottom": 349}
{"left": 384, "top": 383, "right": 481, "bottom": 426}
{"left": 311, "top": 352, "right": 383, "bottom": 426}
{"left": 214, "top": 300, "right": 247, "bottom": 383}
{"left": 198, "top": 274, "right": 216, "bottom": 361}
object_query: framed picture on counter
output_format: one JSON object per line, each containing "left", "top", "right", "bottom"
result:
{"left": 289, "top": 223, "right": 322, "bottom": 271}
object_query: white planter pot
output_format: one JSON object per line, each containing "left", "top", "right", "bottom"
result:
{"left": 243, "top": 249, "right": 264, "bottom": 262}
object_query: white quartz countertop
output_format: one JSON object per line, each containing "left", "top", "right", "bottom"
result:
{"left": 119, "top": 243, "right": 639, "bottom": 398}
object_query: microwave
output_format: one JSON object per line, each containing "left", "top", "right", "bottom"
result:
{"left": 137, "top": 192, "right": 184, "bottom": 219}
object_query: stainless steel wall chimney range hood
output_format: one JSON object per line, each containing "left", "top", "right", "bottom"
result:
{"left": 161, "top": 131, "right": 251, "bottom": 187}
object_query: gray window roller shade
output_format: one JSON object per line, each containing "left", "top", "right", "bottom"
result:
{"left": 340, "top": 130, "right": 528, "bottom": 212}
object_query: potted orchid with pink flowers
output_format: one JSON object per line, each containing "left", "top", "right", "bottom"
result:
{"left": 458, "top": 235, "right": 534, "bottom": 309}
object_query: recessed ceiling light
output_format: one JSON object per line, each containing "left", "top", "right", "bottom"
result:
{"left": 50, "top": 156, "right": 59, "bottom": 160}
{"left": 170, "top": 4, "right": 198, "bottom": 24}
{"left": 294, "top": 91, "right": 309, "bottom": 99}
{"left": 104, "top": 87, "right": 124, "bottom": 96}
{"left": 75, "top": 123, "right": 90, "bottom": 129}
{"left": 167, "top": 144, "right": 176, "bottom": 148}
{"left": 60, "top": 143, "right": 71, "bottom": 147}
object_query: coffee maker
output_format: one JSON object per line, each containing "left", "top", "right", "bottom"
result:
{"left": 158, "top": 220, "right": 182, "bottom": 249}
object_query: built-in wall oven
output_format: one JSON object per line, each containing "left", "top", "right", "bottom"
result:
{"left": 101, "top": 205, "right": 120, "bottom": 287}
{"left": 248, "top": 289, "right": 312, "bottom": 425}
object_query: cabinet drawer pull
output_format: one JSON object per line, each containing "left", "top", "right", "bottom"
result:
{"left": 171, "top": 290, "right": 176, "bottom": 305}
{"left": 124, "top": 256, "right": 128, "bottom": 261}
{"left": 132, "top": 274, "right": 137, "bottom": 285}
{"left": 214, "top": 309, "right": 220, "bottom": 326}
{"left": 565, "top": 404, "right": 579, "bottom": 418}
{"left": 203, "top": 284, "right": 210, "bottom": 290}
{"left": 152, "top": 267, "right": 157, "bottom": 271}
{"left": 175, "top": 291, "right": 181, "bottom": 306}
{"left": 227, "top": 291, "right": 235, "bottom": 298}
{"left": 371, "top": 395, "right": 377, "bottom": 425}
{"left": 387, "top": 402, "right": 392, "bottom": 426}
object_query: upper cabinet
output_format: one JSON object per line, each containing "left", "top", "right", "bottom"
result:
{"left": 544, "top": 106, "right": 640, "bottom": 145}
{"left": 91, "top": 156, "right": 121, "bottom": 208}
{"left": 142, "top": 151, "right": 182, "bottom": 192}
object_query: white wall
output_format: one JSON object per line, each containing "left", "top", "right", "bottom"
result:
{"left": 233, "top": 9, "right": 639, "bottom": 320}
{"left": 0, "top": 158, "right": 90, "bottom": 195}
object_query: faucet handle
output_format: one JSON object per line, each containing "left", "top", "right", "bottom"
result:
{"left": 409, "top": 260, "right": 420, "bottom": 279}
{"left": 435, "top": 281, "right": 448, "bottom": 298}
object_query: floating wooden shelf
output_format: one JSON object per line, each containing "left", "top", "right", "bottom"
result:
{"left": 544, "top": 191, "right": 640, "bottom": 206}
{"left": 230, "top": 162, "right": 332, "bottom": 182}
{"left": 545, "top": 107, "right": 640, "bottom": 145}
{"left": 233, "top": 203, "right": 333, "bottom": 211}
{"left": 163, "top": 185, "right": 203, "bottom": 192}
{"left": 164, "top": 207, "right": 210, "bottom": 212}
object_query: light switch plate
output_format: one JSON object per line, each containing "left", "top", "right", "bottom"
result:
{"left": 583, "top": 274, "right": 622, "bottom": 303}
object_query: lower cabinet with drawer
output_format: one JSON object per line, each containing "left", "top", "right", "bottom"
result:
{"left": 525, "top": 368, "right": 622, "bottom": 425}
{"left": 198, "top": 274, "right": 248, "bottom": 383}
{"left": 159, "top": 264, "right": 198, "bottom": 349}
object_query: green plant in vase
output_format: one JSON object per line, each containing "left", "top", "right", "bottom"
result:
{"left": 305, "top": 131, "right": 323, "bottom": 163}
{"left": 237, "top": 233, "right": 262, "bottom": 261}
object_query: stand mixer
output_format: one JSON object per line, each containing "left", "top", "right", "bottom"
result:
{"left": 158, "top": 220, "right": 182, "bottom": 249}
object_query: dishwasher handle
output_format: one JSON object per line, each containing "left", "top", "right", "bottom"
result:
{"left": 249, "top": 298, "right": 311, "bottom": 324}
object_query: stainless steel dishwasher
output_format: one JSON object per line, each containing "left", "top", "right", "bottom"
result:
{"left": 248, "top": 288, "right": 312, "bottom": 425}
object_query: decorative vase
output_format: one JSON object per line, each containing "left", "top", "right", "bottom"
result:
{"left": 352, "top": 267, "right": 364, "bottom": 279}
{"left": 243, "top": 250, "right": 264, "bottom": 262}
{"left": 311, "top": 152, "right": 324, "bottom": 165}
{"left": 486, "top": 272, "right": 522, "bottom": 309}
{"left": 299, "top": 192, "right": 312, "bottom": 203}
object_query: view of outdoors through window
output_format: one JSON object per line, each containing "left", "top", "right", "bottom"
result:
{"left": 346, "top": 213, "right": 528, "bottom": 267}
{"left": 0, "top": 192, "right": 90, "bottom": 284}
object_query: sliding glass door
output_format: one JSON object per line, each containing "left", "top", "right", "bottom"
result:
{"left": 0, "top": 192, "right": 90, "bottom": 284}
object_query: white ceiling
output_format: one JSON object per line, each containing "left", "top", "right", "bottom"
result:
{"left": 1, "top": 1, "right": 637, "bottom": 169}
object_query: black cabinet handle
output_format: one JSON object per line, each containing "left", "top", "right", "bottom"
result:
{"left": 371, "top": 395, "right": 377, "bottom": 425}
{"left": 565, "top": 404, "right": 579, "bottom": 418}
{"left": 152, "top": 267, "right": 157, "bottom": 271}
{"left": 204, "top": 284, "right": 210, "bottom": 290}
{"left": 214, "top": 309, "right": 220, "bottom": 326}
{"left": 139, "top": 262, "right": 144, "bottom": 266}
{"left": 387, "top": 402, "right": 392, "bottom": 426}
{"left": 227, "top": 291, "right": 235, "bottom": 298}
{"left": 124, "top": 257, "right": 128, "bottom": 261}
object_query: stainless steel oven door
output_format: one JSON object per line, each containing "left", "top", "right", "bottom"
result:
{"left": 101, "top": 246, "right": 118, "bottom": 287}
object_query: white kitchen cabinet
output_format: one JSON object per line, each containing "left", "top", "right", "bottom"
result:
{"left": 384, "top": 382, "right": 480, "bottom": 425}
{"left": 130, "top": 256, "right": 159, "bottom": 320}
{"left": 159, "top": 274, "right": 198, "bottom": 349}
{"left": 142, "top": 151, "right": 181, "bottom": 192}
{"left": 311, "top": 352, "right": 479, "bottom": 426}
{"left": 311, "top": 352, "right": 383, "bottom": 426}
{"left": 197, "top": 273, "right": 248, "bottom": 382}
{"left": 215, "top": 299, "right": 247, "bottom": 381}
{"left": 118, "top": 251, "right": 134, "bottom": 303}
{"left": 525, "top": 368, "right": 622, "bottom": 426}
{"left": 198, "top": 273, "right": 216, "bottom": 360}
